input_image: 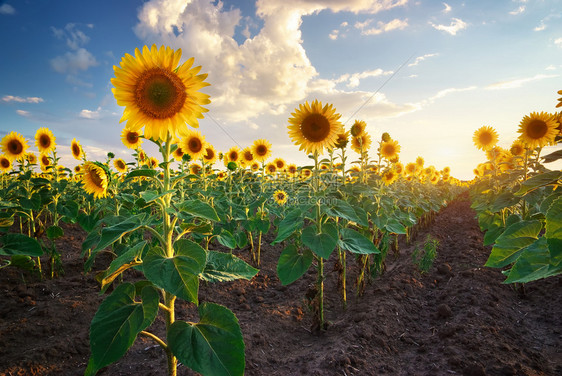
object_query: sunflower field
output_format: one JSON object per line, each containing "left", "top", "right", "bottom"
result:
{"left": 1, "top": 45, "right": 561, "bottom": 376}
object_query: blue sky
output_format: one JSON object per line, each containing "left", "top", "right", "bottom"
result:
{"left": 1, "top": 0, "right": 561, "bottom": 179}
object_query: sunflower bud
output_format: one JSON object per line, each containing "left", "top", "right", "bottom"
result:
{"left": 381, "top": 132, "right": 391, "bottom": 142}
{"left": 227, "top": 161, "right": 238, "bottom": 171}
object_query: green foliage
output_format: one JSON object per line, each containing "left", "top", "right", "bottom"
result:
{"left": 412, "top": 235, "right": 439, "bottom": 274}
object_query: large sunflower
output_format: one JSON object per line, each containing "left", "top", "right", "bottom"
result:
{"left": 82, "top": 162, "right": 109, "bottom": 199}
{"left": 1, "top": 132, "right": 28, "bottom": 161}
{"left": 0, "top": 155, "right": 12, "bottom": 172}
{"left": 180, "top": 129, "right": 206, "bottom": 161}
{"left": 288, "top": 99, "right": 343, "bottom": 155}
{"left": 35, "top": 127, "right": 56, "bottom": 154}
{"left": 517, "top": 111, "right": 558, "bottom": 149}
{"left": 114, "top": 158, "right": 128, "bottom": 173}
{"left": 240, "top": 147, "right": 254, "bottom": 167}
{"left": 121, "top": 127, "right": 144, "bottom": 149}
{"left": 351, "top": 133, "right": 372, "bottom": 154}
{"left": 251, "top": 139, "right": 272, "bottom": 162}
{"left": 71, "top": 138, "right": 83, "bottom": 160}
{"left": 473, "top": 126, "right": 498, "bottom": 151}
{"left": 202, "top": 144, "right": 218, "bottom": 165}
{"left": 379, "top": 140, "right": 400, "bottom": 160}
{"left": 111, "top": 45, "right": 211, "bottom": 142}
{"left": 350, "top": 120, "right": 366, "bottom": 137}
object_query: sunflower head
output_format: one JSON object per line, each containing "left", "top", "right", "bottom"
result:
{"left": 71, "top": 138, "right": 83, "bottom": 160}
{"left": 35, "top": 127, "right": 56, "bottom": 154}
{"left": 416, "top": 156, "right": 424, "bottom": 167}
{"left": 202, "top": 144, "right": 217, "bottom": 164}
{"left": 405, "top": 162, "right": 417, "bottom": 176}
{"left": 190, "top": 163, "right": 202, "bottom": 175}
{"left": 172, "top": 145, "right": 185, "bottom": 162}
{"left": 473, "top": 126, "right": 499, "bottom": 151}
{"left": 380, "top": 140, "right": 400, "bottom": 160}
{"left": 287, "top": 163, "right": 298, "bottom": 177}
{"left": 556, "top": 89, "right": 562, "bottom": 108}
{"left": 273, "top": 190, "right": 288, "bottom": 205}
{"left": 288, "top": 100, "right": 343, "bottom": 155}
{"left": 121, "top": 127, "right": 144, "bottom": 149}
{"left": 112, "top": 45, "right": 211, "bottom": 142}
{"left": 265, "top": 162, "right": 277, "bottom": 175}
{"left": 226, "top": 147, "right": 240, "bottom": 164}
{"left": 26, "top": 152, "right": 37, "bottom": 165}
{"left": 114, "top": 158, "right": 128, "bottom": 173}
{"left": 351, "top": 133, "right": 372, "bottom": 154}
{"left": 350, "top": 120, "right": 366, "bottom": 137}
{"left": 334, "top": 130, "right": 350, "bottom": 149}
{"left": 394, "top": 162, "right": 404, "bottom": 175}
{"left": 240, "top": 147, "right": 254, "bottom": 167}
{"left": 381, "top": 169, "right": 398, "bottom": 185}
{"left": 0, "top": 155, "right": 12, "bottom": 172}
{"left": 517, "top": 111, "right": 559, "bottom": 149}
{"left": 1, "top": 132, "right": 28, "bottom": 161}
{"left": 74, "top": 164, "right": 83, "bottom": 174}
{"left": 381, "top": 132, "right": 391, "bottom": 142}
{"left": 149, "top": 157, "right": 159, "bottom": 169}
{"left": 180, "top": 129, "right": 206, "bottom": 161}
{"left": 250, "top": 162, "right": 260, "bottom": 172}
{"left": 82, "top": 162, "right": 109, "bottom": 199}
{"left": 251, "top": 139, "right": 272, "bottom": 162}
{"left": 273, "top": 158, "right": 286, "bottom": 171}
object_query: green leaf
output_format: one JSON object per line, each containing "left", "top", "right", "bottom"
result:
{"left": 504, "top": 237, "right": 562, "bottom": 283}
{"left": 200, "top": 251, "right": 258, "bottom": 283}
{"left": 100, "top": 241, "right": 147, "bottom": 291}
{"left": 125, "top": 169, "right": 159, "bottom": 180}
{"left": 168, "top": 302, "right": 245, "bottom": 376}
{"left": 485, "top": 220, "right": 542, "bottom": 268}
{"left": 339, "top": 228, "right": 379, "bottom": 255}
{"left": 545, "top": 196, "right": 562, "bottom": 265}
{"left": 175, "top": 200, "right": 220, "bottom": 222}
{"left": 216, "top": 229, "right": 237, "bottom": 249}
{"left": 78, "top": 210, "right": 99, "bottom": 233}
{"left": 483, "top": 226, "right": 504, "bottom": 246}
{"left": 85, "top": 284, "right": 159, "bottom": 376}
{"left": 301, "top": 223, "right": 338, "bottom": 259}
{"left": 58, "top": 200, "right": 79, "bottom": 221}
{"left": 255, "top": 218, "right": 270, "bottom": 234}
{"left": 19, "top": 194, "right": 41, "bottom": 211}
{"left": 277, "top": 244, "right": 313, "bottom": 285}
{"left": 0, "top": 212, "right": 14, "bottom": 228}
{"left": 143, "top": 240, "right": 206, "bottom": 304}
{"left": 0, "top": 233, "right": 43, "bottom": 256}
{"left": 541, "top": 149, "right": 562, "bottom": 163}
{"left": 271, "top": 208, "right": 303, "bottom": 245}
{"left": 140, "top": 189, "right": 175, "bottom": 203}
{"left": 323, "top": 199, "right": 367, "bottom": 226}
{"left": 515, "top": 171, "right": 562, "bottom": 196}
{"left": 8, "top": 255, "right": 36, "bottom": 270}
{"left": 46, "top": 225, "right": 64, "bottom": 240}
{"left": 490, "top": 191, "right": 520, "bottom": 212}
{"left": 384, "top": 218, "right": 407, "bottom": 235}
{"left": 93, "top": 214, "right": 147, "bottom": 252}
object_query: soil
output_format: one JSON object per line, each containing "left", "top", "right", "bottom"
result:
{"left": 1, "top": 193, "right": 561, "bottom": 376}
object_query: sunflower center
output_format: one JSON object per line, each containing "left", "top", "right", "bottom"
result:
{"left": 8, "top": 140, "right": 23, "bottom": 155}
{"left": 527, "top": 119, "right": 548, "bottom": 139}
{"left": 277, "top": 193, "right": 285, "bottom": 200}
{"left": 229, "top": 152, "right": 238, "bottom": 161}
{"left": 243, "top": 151, "right": 253, "bottom": 161}
{"left": 117, "top": 160, "right": 126, "bottom": 169}
{"left": 479, "top": 132, "right": 493, "bottom": 145}
{"left": 90, "top": 169, "right": 105, "bottom": 189}
{"left": 383, "top": 145, "right": 395, "bottom": 156}
{"left": 39, "top": 134, "right": 51, "bottom": 148}
{"left": 204, "top": 148, "right": 214, "bottom": 160}
{"left": 135, "top": 68, "right": 187, "bottom": 119}
{"left": 127, "top": 131, "right": 139, "bottom": 144}
{"left": 256, "top": 145, "right": 267, "bottom": 156}
{"left": 1, "top": 158, "right": 9, "bottom": 168}
{"left": 301, "top": 114, "right": 331, "bottom": 142}
{"left": 188, "top": 138, "right": 202, "bottom": 153}
{"left": 72, "top": 144, "right": 81, "bottom": 157}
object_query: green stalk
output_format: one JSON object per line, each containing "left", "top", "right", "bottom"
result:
{"left": 312, "top": 152, "right": 325, "bottom": 329}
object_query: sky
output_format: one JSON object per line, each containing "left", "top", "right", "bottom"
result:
{"left": 1, "top": 0, "right": 561, "bottom": 180}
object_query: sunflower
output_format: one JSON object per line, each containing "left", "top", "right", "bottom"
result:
{"left": 351, "top": 133, "right": 372, "bottom": 154}
{"left": 74, "top": 164, "right": 83, "bottom": 174}
{"left": 334, "top": 131, "right": 349, "bottom": 149}
{"left": 216, "top": 171, "right": 227, "bottom": 181}
{"left": 442, "top": 166, "right": 451, "bottom": 175}
{"left": 180, "top": 129, "right": 206, "bottom": 161}
{"left": 273, "top": 190, "right": 288, "bottom": 205}
{"left": 265, "top": 162, "right": 277, "bottom": 175}
{"left": 429, "top": 174, "right": 440, "bottom": 185}
{"left": 202, "top": 144, "right": 218, "bottom": 165}
{"left": 240, "top": 147, "right": 254, "bottom": 167}
{"left": 111, "top": 45, "right": 211, "bottom": 142}
{"left": 137, "top": 149, "right": 148, "bottom": 165}
{"left": 415, "top": 156, "right": 424, "bottom": 168}
{"left": 172, "top": 145, "right": 185, "bottom": 161}
{"left": 273, "top": 158, "right": 286, "bottom": 171}
{"left": 287, "top": 163, "right": 298, "bottom": 177}
{"left": 350, "top": 120, "right": 366, "bottom": 137}
{"left": 1, "top": 132, "right": 28, "bottom": 161}
{"left": 190, "top": 163, "right": 202, "bottom": 175}
{"left": 381, "top": 132, "right": 391, "bottom": 142}
{"left": 250, "top": 162, "right": 260, "bottom": 172}
{"left": 0, "top": 155, "right": 12, "bottom": 172}
{"left": 473, "top": 126, "right": 498, "bottom": 151}
{"left": 510, "top": 140, "right": 525, "bottom": 156}
{"left": 301, "top": 168, "right": 312, "bottom": 179}
{"left": 288, "top": 100, "right": 343, "bottom": 155}
{"left": 35, "top": 127, "right": 56, "bottom": 154}
{"left": 424, "top": 166, "right": 435, "bottom": 177}
{"left": 226, "top": 146, "right": 240, "bottom": 164}
{"left": 251, "top": 139, "right": 272, "bottom": 162}
{"left": 26, "top": 152, "right": 37, "bottom": 165}
{"left": 405, "top": 162, "right": 417, "bottom": 176}
{"left": 114, "top": 158, "right": 128, "bottom": 173}
{"left": 71, "top": 138, "right": 83, "bottom": 160}
{"left": 379, "top": 140, "right": 400, "bottom": 160}
{"left": 556, "top": 89, "right": 562, "bottom": 108}
{"left": 149, "top": 157, "right": 159, "bottom": 169}
{"left": 381, "top": 169, "right": 398, "bottom": 185}
{"left": 394, "top": 162, "right": 404, "bottom": 175}
{"left": 517, "top": 112, "right": 558, "bottom": 149}
{"left": 121, "top": 127, "right": 144, "bottom": 149}
{"left": 82, "top": 162, "right": 109, "bottom": 199}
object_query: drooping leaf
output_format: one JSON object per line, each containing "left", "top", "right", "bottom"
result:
{"left": 46, "top": 225, "right": 64, "bottom": 240}
{"left": 174, "top": 200, "right": 220, "bottom": 222}
{"left": 100, "top": 241, "right": 147, "bottom": 291}
{"left": 384, "top": 218, "right": 407, "bottom": 235}
{"left": 125, "top": 169, "right": 159, "bottom": 180}
{"left": 0, "top": 233, "right": 43, "bottom": 257}
{"left": 168, "top": 302, "right": 245, "bottom": 376}
{"left": 216, "top": 229, "right": 237, "bottom": 249}
{"left": 545, "top": 196, "right": 562, "bottom": 265}
{"left": 485, "top": 220, "right": 542, "bottom": 268}
{"left": 301, "top": 223, "right": 338, "bottom": 259}
{"left": 504, "top": 237, "right": 562, "bottom": 283}
{"left": 85, "top": 284, "right": 159, "bottom": 376}
{"left": 541, "top": 149, "right": 562, "bottom": 163}
{"left": 277, "top": 244, "right": 313, "bottom": 285}
{"left": 93, "top": 214, "right": 148, "bottom": 252}
{"left": 200, "top": 251, "right": 258, "bottom": 283}
{"left": 271, "top": 208, "right": 303, "bottom": 245}
{"left": 339, "top": 227, "right": 379, "bottom": 255}
{"left": 143, "top": 240, "right": 207, "bottom": 304}
{"left": 515, "top": 171, "right": 562, "bottom": 196}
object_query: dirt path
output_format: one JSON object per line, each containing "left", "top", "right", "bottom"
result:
{"left": 1, "top": 194, "right": 560, "bottom": 376}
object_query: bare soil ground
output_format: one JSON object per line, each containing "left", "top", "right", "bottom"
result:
{"left": 1, "top": 193, "right": 561, "bottom": 376}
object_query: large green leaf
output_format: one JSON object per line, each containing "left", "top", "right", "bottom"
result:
{"left": 504, "top": 237, "right": 562, "bottom": 283}
{"left": 515, "top": 171, "right": 562, "bottom": 196}
{"left": 200, "top": 251, "right": 258, "bottom": 283}
{"left": 384, "top": 218, "right": 407, "bottom": 235}
{"left": 143, "top": 239, "right": 206, "bottom": 304}
{"left": 100, "top": 241, "right": 147, "bottom": 291}
{"left": 174, "top": 200, "right": 220, "bottom": 222}
{"left": 271, "top": 208, "right": 303, "bottom": 245}
{"left": 541, "top": 149, "right": 562, "bottom": 163}
{"left": 490, "top": 191, "right": 520, "bottom": 212}
{"left": 323, "top": 199, "right": 367, "bottom": 226}
{"left": 277, "top": 244, "right": 313, "bottom": 285}
{"left": 140, "top": 189, "right": 176, "bottom": 204}
{"left": 485, "top": 220, "right": 542, "bottom": 268}
{"left": 545, "top": 196, "right": 562, "bottom": 265}
{"left": 339, "top": 227, "right": 379, "bottom": 255}
{"left": 46, "top": 225, "right": 64, "bottom": 240}
{"left": 125, "top": 169, "right": 159, "bottom": 180}
{"left": 301, "top": 223, "right": 338, "bottom": 259}
{"left": 0, "top": 233, "right": 43, "bottom": 256}
{"left": 168, "top": 302, "right": 245, "bottom": 376}
{"left": 85, "top": 283, "right": 159, "bottom": 376}
{"left": 93, "top": 214, "right": 148, "bottom": 252}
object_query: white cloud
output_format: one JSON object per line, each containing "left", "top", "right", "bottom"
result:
{"left": 0, "top": 3, "right": 15, "bottom": 15}
{"left": 534, "top": 22, "right": 545, "bottom": 31}
{"left": 555, "top": 38, "right": 562, "bottom": 48}
{"left": 1, "top": 95, "right": 44, "bottom": 103}
{"left": 442, "top": 3, "right": 451, "bottom": 13}
{"left": 79, "top": 107, "right": 102, "bottom": 119}
{"left": 430, "top": 18, "right": 467, "bottom": 35}
{"left": 133, "top": 0, "right": 410, "bottom": 123}
{"left": 509, "top": 6, "right": 525, "bottom": 16}
{"left": 51, "top": 23, "right": 91, "bottom": 50}
{"left": 50, "top": 48, "right": 98, "bottom": 74}
{"left": 337, "top": 68, "right": 394, "bottom": 88}
{"left": 486, "top": 74, "right": 558, "bottom": 90}
{"left": 408, "top": 53, "right": 438, "bottom": 67}
{"left": 356, "top": 18, "right": 408, "bottom": 36}
{"left": 16, "top": 110, "right": 30, "bottom": 117}
{"left": 329, "top": 29, "right": 339, "bottom": 40}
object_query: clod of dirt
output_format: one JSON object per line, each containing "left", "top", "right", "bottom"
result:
{"left": 437, "top": 263, "right": 452, "bottom": 275}
{"left": 463, "top": 362, "right": 487, "bottom": 376}
{"left": 437, "top": 303, "right": 452, "bottom": 318}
